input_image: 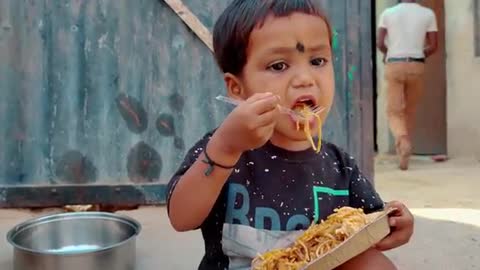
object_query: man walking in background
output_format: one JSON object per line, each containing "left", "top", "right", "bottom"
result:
{"left": 377, "top": 0, "right": 438, "bottom": 170}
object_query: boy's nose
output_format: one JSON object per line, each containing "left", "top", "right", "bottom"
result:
{"left": 291, "top": 67, "right": 315, "bottom": 89}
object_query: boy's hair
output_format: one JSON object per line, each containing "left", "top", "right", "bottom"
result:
{"left": 213, "top": 0, "right": 333, "bottom": 76}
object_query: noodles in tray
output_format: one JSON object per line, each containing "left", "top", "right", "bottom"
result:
{"left": 252, "top": 207, "right": 370, "bottom": 270}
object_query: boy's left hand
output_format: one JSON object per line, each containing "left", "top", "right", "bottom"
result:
{"left": 374, "top": 201, "right": 414, "bottom": 251}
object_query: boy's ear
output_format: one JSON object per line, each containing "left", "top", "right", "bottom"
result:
{"left": 224, "top": 73, "right": 245, "bottom": 100}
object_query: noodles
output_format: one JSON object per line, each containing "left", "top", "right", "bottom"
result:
{"left": 295, "top": 105, "right": 322, "bottom": 153}
{"left": 252, "top": 207, "right": 369, "bottom": 270}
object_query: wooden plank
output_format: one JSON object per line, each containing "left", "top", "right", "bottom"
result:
{"left": 162, "top": 0, "right": 214, "bottom": 51}
{"left": 0, "top": 184, "right": 167, "bottom": 208}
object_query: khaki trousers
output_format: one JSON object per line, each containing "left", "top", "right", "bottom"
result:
{"left": 384, "top": 62, "right": 425, "bottom": 150}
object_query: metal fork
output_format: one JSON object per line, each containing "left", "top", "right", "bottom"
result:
{"left": 215, "top": 95, "right": 325, "bottom": 121}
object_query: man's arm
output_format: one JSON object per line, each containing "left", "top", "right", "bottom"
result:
{"left": 424, "top": 10, "right": 439, "bottom": 58}
{"left": 376, "top": 27, "right": 388, "bottom": 55}
{"left": 424, "top": 31, "right": 438, "bottom": 58}
{"left": 376, "top": 27, "right": 388, "bottom": 63}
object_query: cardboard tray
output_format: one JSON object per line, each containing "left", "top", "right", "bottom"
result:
{"left": 252, "top": 209, "right": 395, "bottom": 270}
{"left": 300, "top": 209, "right": 393, "bottom": 270}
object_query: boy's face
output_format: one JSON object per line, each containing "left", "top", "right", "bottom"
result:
{"left": 225, "top": 12, "right": 335, "bottom": 151}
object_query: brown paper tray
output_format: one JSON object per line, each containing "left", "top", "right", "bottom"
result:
{"left": 300, "top": 208, "right": 393, "bottom": 270}
{"left": 251, "top": 208, "right": 394, "bottom": 270}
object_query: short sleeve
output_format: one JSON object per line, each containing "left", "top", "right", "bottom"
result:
{"left": 346, "top": 159, "right": 385, "bottom": 214}
{"left": 427, "top": 10, "right": 438, "bottom": 32}
{"left": 378, "top": 10, "right": 388, "bottom": 29}
{"left": 165, "top": 131, "right": 212, "bottom": 213}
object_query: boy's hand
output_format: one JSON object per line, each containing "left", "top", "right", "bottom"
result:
{"left": 213, "top": 92, "right": 280, "bottom": 156}
{"left": 374, "top": 201, "right": 414, "bottom": 251}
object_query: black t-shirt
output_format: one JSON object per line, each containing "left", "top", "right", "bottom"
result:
{"left": 166, "top": 131, "right": 384, "bottom": 270}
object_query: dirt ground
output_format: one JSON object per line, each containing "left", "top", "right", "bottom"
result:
{"left": 374, "top": 154, "right": 480, "bottom": 270}
{"left": 0, "top": 155, "right": 479, "bottom": 270}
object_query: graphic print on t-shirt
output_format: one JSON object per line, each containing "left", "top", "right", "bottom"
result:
{"left": 225, "top": 183, "right": 350, "bottom": 231}
{"left": 222, "top": 180, "right": 350, "bottom": 269}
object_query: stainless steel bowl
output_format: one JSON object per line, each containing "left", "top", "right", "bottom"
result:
{"left": 7, "top": 211, "right": 141, "bottom": 270}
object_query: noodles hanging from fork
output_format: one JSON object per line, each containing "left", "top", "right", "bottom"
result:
{"left": 295, "top": 105, "right": 322, "bottom": 153}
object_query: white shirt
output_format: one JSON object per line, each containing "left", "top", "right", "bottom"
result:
{"left": 378, "top": 3, "right": 438, "bottom": 59}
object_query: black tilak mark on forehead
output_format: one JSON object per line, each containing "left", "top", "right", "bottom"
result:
{"left": 296, "top": 42, "right": 305, "bottom": 53}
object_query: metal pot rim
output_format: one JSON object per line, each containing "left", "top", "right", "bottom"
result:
{"left": 6, "top": 211, "right": 142, "bottom": 255}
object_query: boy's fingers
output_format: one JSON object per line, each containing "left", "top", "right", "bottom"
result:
{"left": 376, "top": 211, "right": 413, "bottom": 251}
{"left": 386, "top": 201, "right": 406, "bottom": 213}
{"left": 375, "top": 234, "right": 402, "bottom": 251}
{"left": 256, "top": 107, "right": 279, "bottom": 127}
{"left": 389, "top": 217, "right": 397, "bottom": 227}
{"left": 374, "top": 241, "right": 391, "bottom": 251}
{"left": 246, "top": 92, "right": 275, "bottom": 103}
{"left": 389, "top": 216, "right": 404, "bottom": 227}
{"left": 379, "top": 225, "right": 412, "bottom": 250}
{"left": 390, "top": 216, "right": 412, "bottom": 228}
{"left": 256, "top": 122, "right": 276, "bottom": 138}
{"left": 251, "top": 95, "right": 280, "bottom": 114}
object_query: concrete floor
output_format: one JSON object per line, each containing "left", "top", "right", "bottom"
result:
{"left": 0, "top": 155, "right": 479, "bottom": 270}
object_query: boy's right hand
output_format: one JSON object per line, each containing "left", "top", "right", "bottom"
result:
{"left": 213, "top": 92, "right": 280, "bottom": 156}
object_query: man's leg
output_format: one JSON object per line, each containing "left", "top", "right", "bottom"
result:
{"left": 405, "top": 62, "right": 426, "bottom": 139}
{"left": 335, "top": 248, "right": 397, "bottom": 270}
{"left": 385, "top": 63, "right": 410, "bottom": 169}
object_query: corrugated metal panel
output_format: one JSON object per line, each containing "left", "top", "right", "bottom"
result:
{"left": 0, "top": 0, "right": 374, "bottom": 207}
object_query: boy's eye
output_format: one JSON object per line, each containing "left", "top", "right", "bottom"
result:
{"left": 311, "top": 58, "right": 327, "bottom": 66}
{"left": 268, "top": 62, "right": 288, "bottom": 72}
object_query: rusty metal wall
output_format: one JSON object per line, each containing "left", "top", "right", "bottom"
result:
{"left": 0, "top": 0, "right": 374, "bottom": 207}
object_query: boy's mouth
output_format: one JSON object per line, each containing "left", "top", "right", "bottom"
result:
{"left": 290, "top": 95, "right": 318, "bottom": 112}
{"left": 287, "top": 95, "right": 319, "bottom": 128}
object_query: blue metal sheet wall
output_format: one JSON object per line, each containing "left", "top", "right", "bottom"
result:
{"left": 0, "top": 0, "right": 374, "bottom": 207}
